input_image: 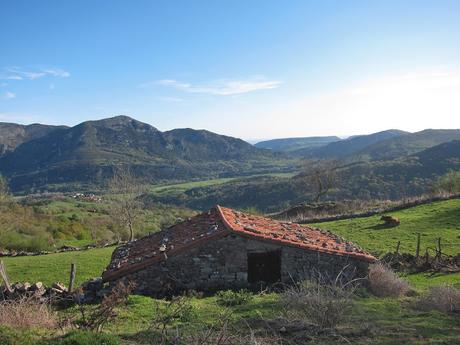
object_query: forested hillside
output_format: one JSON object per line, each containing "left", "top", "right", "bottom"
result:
{"left": 0, "top": 116, "right": 294, "bottom": 193}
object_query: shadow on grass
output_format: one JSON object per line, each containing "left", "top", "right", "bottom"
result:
{"left": 365, "top": 223, "right": 400, "bottom": 230}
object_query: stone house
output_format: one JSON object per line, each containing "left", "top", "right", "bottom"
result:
{"left": 102, "top": 206, "right": 376, "bottom": 297}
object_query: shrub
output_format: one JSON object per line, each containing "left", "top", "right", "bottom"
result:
{"left": 368, "top": 263, "right": 410, "bottom": 297}
{"left": 280, "top": 279, "right": 355, "bottom": 329}
{"left": 149, "top": 296, "right": 196, "bottom": 343}
{"left": 42, "top": 331, "right": 120, "bottom": 345}
{"left": 75, "top": 281, "right": 134, "bottom": 332}
{"left": 151, "top": 297, "right": 195, "bottom": 329}
{"left": 215, "top": 289, "right": 253, "bottom": 307}
{"left": 415, "top": 284, "right": 460, "bottom": 313}
{"left": 0, "top": 297, "right": 57, "bottom": 330}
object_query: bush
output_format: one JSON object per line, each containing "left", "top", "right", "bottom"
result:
{"left": 280, "top": 280, "right": 355, "bottom": 329}
{"left": 0, "top": 297, "right": 57, "bottom": 329}
{"left": 149, "top": 296, "right": 196, "bottom": 343}
{"left": 215, "top": 289, "right": 253, "bottom": 307}
{"left": 415, "top": 284, "right": 460, "bottom": 313}
{"left": 42, "top": 331, "right": 120, "bottom": 345}
{"left": 434, "top": 171, "right": 460, "bottom": 194}
{"left": 368, "top": 263, "right": 410, "bottom": 297}
{"left": 75, "top": 281, "right": 134, "bottom": 332}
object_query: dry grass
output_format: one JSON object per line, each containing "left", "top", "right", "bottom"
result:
{"left": 0, "top": 296, "right": 57, "bottom": 329}
{"left": 280, "top": 278, "right": 355, "bottom": 330}
{"left": 368, "top": 263, "right": 410, "bottom": 297}
{"left": 415, "top": 284, "right": 460, "bottom": 313}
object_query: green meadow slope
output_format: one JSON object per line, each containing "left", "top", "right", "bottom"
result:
{"left": 312, "top": 198, "right": 460, "bottom": 257}
{"left": 2, "top": 198, "right": 460, "bottom": 289}
{"left": 2, "top": 199, "right": 460, "bottom": 344}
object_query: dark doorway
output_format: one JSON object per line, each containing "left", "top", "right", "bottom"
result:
{"left": 247, "top": 250, "right": 281, "bottom": 284}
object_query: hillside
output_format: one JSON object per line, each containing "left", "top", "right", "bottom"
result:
{"left": 294, "top": 129, "right": 408, "bottom": 158}
{"left": 254, "top": 136, "right": 340, "bottom": 152}
{"left": 2, "top": 199, "right": 460, "bottom": 344}
{"left": 0, "top": 116, "right": 293, "bottom": 192}
{"left": 147, "top": 139, "right": 460, "bottom": 211}
{"left": 0, "top": 122, "right": 67, "bottom": 156}
{"left": 354, "top": 129, "right": 460, "bottom": 161}
{"left": 313, "top": 198, "right": 460, "bottom": 257}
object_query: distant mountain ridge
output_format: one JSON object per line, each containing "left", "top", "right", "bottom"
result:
{"left": 1, "top": 116, "right": 460, "bottom": 194}
{"left": 0, "top": 116, "right": 290, "bottom": 192}
{"left": 255, "top": 136, "right": 340, "bottom": 152}
{"left": 0, "top": 122, "right": 68, "bottom": 156}
{"left": 300, "top": 129, "right": 409, "bottom": 158}
{"left": 277, "top": 128, "right": 460, "bottom": 162}
{"left": 352, "top": 129, "right": 460, "bottom": 161}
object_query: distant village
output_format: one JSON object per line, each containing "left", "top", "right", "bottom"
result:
{"left": 71, "top": 193, "right": 102, "bottom": 203}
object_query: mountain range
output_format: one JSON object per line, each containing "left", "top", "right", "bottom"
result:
{"left": 0, "top": 123, "right": 68, "bottom": 156}
{"left": 0, "top": 116, "right": 290, "bottom": 192}
{"left": 256, "top": 128, "right": 460, "bottom": 161}
{"left": 254, "top": 136, "right": 340, "bottom": 152}
{"left": 1, "top": 115, "right": 459, "bottom": 194}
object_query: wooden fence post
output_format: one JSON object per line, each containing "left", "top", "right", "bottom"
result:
{"left": 0, "top": 260, "right": 13, "bottom": 293}
{"left": 415, "top": 233, "right": 421, "bottom": 259}
{"left": 69, "top": 263, "right": 76, "bottom": 293}
{"left": 395, "top": 241, "right": 401, "bottom": 255}
{"left": 437, "top": 237, "right": 442, "bottom": 257}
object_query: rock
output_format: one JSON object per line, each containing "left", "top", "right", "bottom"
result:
{"left": 30, "top": 282, "right": 44, "bottom": 291}
{"left": 83, "top": 277, "right": 103, "bottom": 292}
{"left": 12, "top": 282, "right": 23, "bottom": 291}
{"left": 17, "top": 282, "right": 31, "bottom": 292}
{"left": 30, "top": 282, "right": 46, "bottom": 296}
{"left": 50, "top": 287, "right": 65, "bottom": 295}
{"left": 52, "top": 282, "right": 67, "bottom": 292}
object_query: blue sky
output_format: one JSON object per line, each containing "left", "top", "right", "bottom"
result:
{"left": 1, "top": 0, "right": 460, "bottom": 140}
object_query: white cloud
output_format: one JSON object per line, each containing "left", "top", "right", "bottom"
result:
{"left": 0, "top": 67, "right": 70, "bottom": 80}
{"left": 2, "top": 91, "right": 16, "bottom": 100}
{"left": 154, "top": 76, "right": 282, "bottom": 95}
{"left": 42, "top": 68, "right": 70, "bottom": 78}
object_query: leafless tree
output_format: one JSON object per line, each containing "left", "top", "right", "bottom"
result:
{"left": 0, "top": 175, "right": 10, "bottom": 203}
{"left": 303, "top": 159, "right": 340, "bottom": 203}
{"left": 108, "top": 167, "right": 145, "bottom": 241}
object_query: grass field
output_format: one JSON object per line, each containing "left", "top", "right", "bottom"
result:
{"left": 313, "top": 198, "right": 460, "bottom": 256}
{"left": 2, "top": 198, "right": 460, "bottom": 288}
{"left": 1, "top": 247, "right": 114, "bottom": 286}
{"left": 149, "top": 172, "right": 296, "bottom": 194}
{"left": 2, "top": 198, "right": 460, "bottom": 344}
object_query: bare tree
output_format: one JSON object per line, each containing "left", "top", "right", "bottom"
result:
{"left": 303, "top": 159, "right": 340, "bottom": 203}
{"left": 108, "top": 167, "right": 145, "bottom": 242}
{"left": 0, "top": 174, "right": 10, "bottom": 203}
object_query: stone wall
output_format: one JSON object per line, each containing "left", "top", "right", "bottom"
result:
{"left": 113, "top": 233, "right": 369, "bottom": 297}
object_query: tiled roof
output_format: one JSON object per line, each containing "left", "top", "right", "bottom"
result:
{"left": 217, "top": 206, "right": 375, "bottom": 262}
{"left": 102, "top": 205, "right": 376, "bottom": 282}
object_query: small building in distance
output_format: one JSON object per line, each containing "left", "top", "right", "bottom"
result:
{"left": 102, "top": 205, "right": 376, "bottom": 297}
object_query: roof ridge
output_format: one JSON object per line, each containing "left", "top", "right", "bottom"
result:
{"left": 215, "top": 205, "right": 235, "bottom": 232}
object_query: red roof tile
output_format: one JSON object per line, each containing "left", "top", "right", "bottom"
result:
{"left": 217, "top": 206, "right": 375, "bottom": 262}
{"left": 102, "top": 205, "right": 376, "bottom": 282}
